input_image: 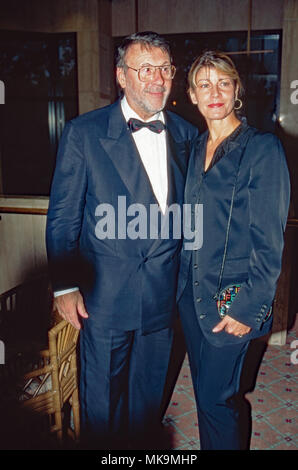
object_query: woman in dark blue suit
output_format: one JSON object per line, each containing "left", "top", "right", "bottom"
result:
{"left": 177, "top": 51, "right": 290, "bottom": 450}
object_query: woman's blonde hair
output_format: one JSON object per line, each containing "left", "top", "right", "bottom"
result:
{"left": 188, "top": 50, "right": 244, "bottom": 97}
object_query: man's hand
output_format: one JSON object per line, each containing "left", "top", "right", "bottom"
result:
{"left": 212, "top": 315, "right": 251, "bottom": 338}
{"left": 54, "top": 290, "right": 89, "bottom": 330}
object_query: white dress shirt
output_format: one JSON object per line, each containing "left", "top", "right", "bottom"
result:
{"left": 54, "top": 96, "right": 168, "bottom": 297}
{"left": 121, "top": 96, "right": 168, "bottom": 213}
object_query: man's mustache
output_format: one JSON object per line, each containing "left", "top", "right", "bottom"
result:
{"left": 144, "top": 86, "right": 166, "bottom": 93}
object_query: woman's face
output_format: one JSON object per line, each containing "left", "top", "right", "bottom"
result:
{"left": 189, "top": 66, "right": 238, "bottom": 123}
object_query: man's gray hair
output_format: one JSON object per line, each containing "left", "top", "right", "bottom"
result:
{"left": 115, "top": 31, "right": 172, "bottom": 68}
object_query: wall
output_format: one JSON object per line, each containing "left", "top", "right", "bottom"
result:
{"left": 0, "top": 0, "right": 113, "bottom": 114}
{"left": 0, "top": 198, "right": 48, "bottom": 293}
{"left": 112, "top": 0, "right": 284, "bottom": 36}
{"left": 0, "top": 1, "right": 113, "bottom": 294}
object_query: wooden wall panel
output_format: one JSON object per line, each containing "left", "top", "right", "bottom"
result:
{"left": 252, "top": 0, "right": 284, "bottom": 30}
{"left": 138, "top": 0, "right": 249, "bottom": 34}
{"left": 0, "top": 213, "right": 48, "bottom": 293}
{"left": 0, "top": 0, "right": 113, "bottom": 113}
{"left": 0, "top": 198, "right": 49, "bottom": 293}
{"left": 0, "top": 0, "right": 99, "bottom": 33}
{"left": 112, "top": 0, "right": 136, "bottom": 37}
{"left": 112, "top": 0, "right": 284, "bottom": 36}
{"left": 98, "top": 0, "right": 114, "bottom": 105}
{"left": 77, "top": 30, "right": 101, "bottom": 114}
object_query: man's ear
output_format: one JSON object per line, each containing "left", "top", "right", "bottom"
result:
{"left": 116, "top": 67, "right": 126, "bottom": 89}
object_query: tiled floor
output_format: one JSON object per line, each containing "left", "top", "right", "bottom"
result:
{"left": 163, "top": 317, "right": 298, "bottom": 450}
{"left": 1, "top": 308, "right": 296, "bottom": 451}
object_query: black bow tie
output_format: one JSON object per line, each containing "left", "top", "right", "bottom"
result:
{"left": 128, "top": 117, "right": 165, "bottom": 134}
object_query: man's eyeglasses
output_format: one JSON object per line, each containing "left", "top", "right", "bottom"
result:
{"left": 125, "top": 64, "right": 176, "bottom": 82}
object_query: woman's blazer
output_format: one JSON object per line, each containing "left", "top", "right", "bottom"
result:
{"left": 178, "top": 124, "right": 291, "bottom": 346}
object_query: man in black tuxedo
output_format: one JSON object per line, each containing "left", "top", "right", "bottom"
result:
{"left": 46, "top": 31, "right": 198, "bottom": 449}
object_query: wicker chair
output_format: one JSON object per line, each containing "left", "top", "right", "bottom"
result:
{"left": 0, "top": 280, "right": 80, "bottom": 447}
{"left": 19, "top": 318, "right": 80, "bottom": 443}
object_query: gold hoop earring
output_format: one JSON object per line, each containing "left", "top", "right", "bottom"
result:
{"left": 234, "top": 98, "right": 243, "bottom": 110}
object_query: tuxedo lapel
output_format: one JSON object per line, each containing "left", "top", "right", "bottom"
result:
{"left": 165, "top": 112, "right": 188, "bottom": 208}
{"left": 166, "top": 134, "right": 186, "bottom": 208}
{"left": 99, "top": 102, "right": 157, "bottom": 205}
{"left": 145, "top": 113, "right": 187, "bottom": 256}
{"left": 99, "top": 104, "right": 187, "bottom": 255}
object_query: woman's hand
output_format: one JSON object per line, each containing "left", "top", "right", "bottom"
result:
{"left": 212, "top": 315, "right": 251, "bottom": 338}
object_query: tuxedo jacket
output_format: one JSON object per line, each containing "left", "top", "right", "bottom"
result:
{"left": 46, "top": 100, "right": 198, "bottom": 334}
{"left": 177, "top": 123, "right": 291, "bottom": 346}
